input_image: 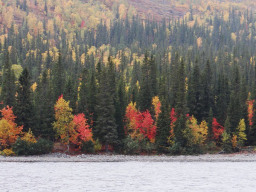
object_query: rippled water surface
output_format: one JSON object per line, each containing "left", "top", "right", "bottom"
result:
{"left": 1, "top": 162, "right": 256, "bottom": 191}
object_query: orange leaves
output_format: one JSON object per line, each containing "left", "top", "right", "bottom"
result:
{"left": 73, "top": 113, "right": 93, "bottom": 146}
{"left": 0, "top": 106, "right": 23, "bottom": 148}
{"left": 140, "top": 111, "right": 157, "bottom": 143}
{"left": 125, "top": 102, "right": 157, "bottom": 143}
{"left": 1, "top": 106, "right": 17, "bottom": 124}
{"left": 248, "top": 100, "right": 254, "bottom": 127}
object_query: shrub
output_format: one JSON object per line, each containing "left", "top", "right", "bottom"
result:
{"left": 169, "top": 142, "right": 184, "bottom": 155}
{"left": 2, "top": 149, "right": 15, "bottom": 156}
{"left": 12, "top": 138, "right": 53, "bottom": 156}
{"left": 222, "top": 131, "right": 233, "bottom": 153}
{"left": 31, "top": 138, "right": 53, "bottom": 155}
{"left": 93, "top": 139, "right": 102, "bottom": 152}
{"left": 141, "top": 139, "right": 156, "bottom": 154}
{"left": 81, "top": 140, "right": 95, "bottom": 153}
{"left": 12, "top": 138, "right": 30, "bottom": 155}
{"left": 124, "top": 136, "right": 140, "bottom": 155}
{"left": 185, "top": 144, "right": 203, "bottom": 155}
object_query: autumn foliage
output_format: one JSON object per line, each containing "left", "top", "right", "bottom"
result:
{"left": 212, "top": 118, "right": 224, "bottom": 141}
{"left": 53, "top": 96, "right": 94, "bottom": 150}
{"left": 53, "top": 95, "right": 77, "bottom": 145}
{"left": 0, "top": 106, "right": 23, "bottom": 148}
{"left": 248, "top": 100, "right": 254, "bottom": 127}
{"left": 170, "top": 108, "right": 177, "bottom": 135}
{"left": 185, "top": 116, "right": 208, "bottom": 146}
{"left": 73, "top": 113, "right": 93, "bottom": 147}
{"left": 152, "top": 96, "right": 161, "bottom": 120}
{"left": 125, "top": 102, "right": 157, "bottom": 142}
{"left": 167, "top": 108, "right": 177, "bottom": 145}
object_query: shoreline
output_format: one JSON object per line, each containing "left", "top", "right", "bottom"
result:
{"left": 1, "top": 153, "right": 256, "bottom": 162}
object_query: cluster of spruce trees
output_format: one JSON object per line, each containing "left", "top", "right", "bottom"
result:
{"left": 1, "top": 8, "right": 256, "bottom": 153}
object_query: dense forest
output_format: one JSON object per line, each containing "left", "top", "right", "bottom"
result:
{"left": 1, "top": 0, "right": 256, "bottom": 155}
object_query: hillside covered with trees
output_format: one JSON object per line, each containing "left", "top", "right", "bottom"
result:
{"left": 1, "top": 0, "right": 256, "bottom": 155}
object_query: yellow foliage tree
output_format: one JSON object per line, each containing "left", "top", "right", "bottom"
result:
{"left": 21, "top": 129, "right": 37, "bottom": 143}
{"left": 152, "top": 96, "right": 161, "bottom": 121}
{"left": 198, "top": 120, "right": 208, "bottom": 144}
{"left": 236, "top": 119, "right": 247, "bottom": 147}
{"left": 184, "top": 116, "right": 208, "bottom": 146}
{"left": 53, "top": 95, "right": 77, "bottom": 151}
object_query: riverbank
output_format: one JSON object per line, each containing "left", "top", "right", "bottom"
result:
{"left": 1, "top": 152, "right": 256, "bottom": 162}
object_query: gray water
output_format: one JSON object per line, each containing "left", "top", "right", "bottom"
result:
{"left": 0, "top": 162, "right": 255, "bottom": 192}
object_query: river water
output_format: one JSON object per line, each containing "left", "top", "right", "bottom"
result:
{"left": 1, "top": 162, "right": 256, "bottom": 191}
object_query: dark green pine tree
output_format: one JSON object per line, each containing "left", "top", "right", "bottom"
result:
{"left": 227, "top": 66, "right": 241, "bottom": 133}
{"left": 215, "top": 73, "right": 230, "bottom": 125}
{"left": 1, "top": 45, "right": 16, "bottom": 107}
{"left": 34, "top": 70, "right": 54, "bottom": 139}
{"left": 78, "top": 69, "right": 89, "bottom": 115}
{"left": 201, "top": 60, "right": 212, "bottom": 120}
{"left": 52, "top": 52, "right": 65, "bottom": 102}
{"left": 187, "top": 62, "right": 203, "bottom": 121}
{"left": 240, "top": 77, "right": 249, "bottom": 139}
{"left": 249, "top": 101, "right": 256, "bottom": 144}
{"left": 155, "top": 99, "right": 170, "bottom": 153}
{"left": 64, "top": 77, "right": 77, "bottom": 112}
{"left": 114, "top": 75, "right": 126, "bottom": 151}
{"left": 130, "top": 60, "right": 141, "bottom": 103}
{"left": 149, "top": 55, "right": 157, "bottom": 96}
{"left": 207, "top": 108, "right": 214, "bottom": 140}
{"left": 174, "top": 59, "right": 187, "bottom": 147}
{"left": 87, "top": 71, "right": 97, "bottom": 120}
{"left": 224, "top": 116, "right": 231, "bottom": 134}
{"left": 95, "top": 63, "right": 118, "bottom": 151}
{"left": 138, "top": 53, "right": 153, "bottom": 112}
{"left": 15, "top": 68, "right": 34, "bottom": 132}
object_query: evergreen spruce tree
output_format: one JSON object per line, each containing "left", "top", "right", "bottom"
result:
{"left": 95, "top": 63, "right": 118, "bottom": 151}
{"left": 1, "top": 45, "right": 16, "bottom": 107}
{"left": 187, "top": 62, "right": 203, "bottom": 121}
{"left": 228, "top": 66, "right": 241, "bottom": 133}
{"left": 155, "top": 99, "right": 170, "bottom": 153}
{"left": 215, "top": 73, "right": 230, "bottom": 125}
{"left": 52, "top": 52, "right": 64, "bottom": 102}
{"left": 249, "top": 100, "right": 256, "bottom": 145}
{"left": 114, "top": 76, "right": 126, "bottom": 151}
{"left": 78, "top": 69, "right": 89, "bottom": 115}
{"left": 138, "top": 53, "right": 153, "bottom": 111}
{"left": 87, "top": 71, "right": 97, "bottom": 119}
{"left": 64, "top": 77, "right": 77, "bottom": 112}
{"left": 34, "top": 70, "right": 54, "bottom": 139}
{"left": 174, "top": 59, "right": 187, "bottom": 147}
{"left": 15, "top": 68, "right": 34, "bottom": 132}
{"left": 208, "top": 108, "right": 214, "bottom": 140}
{"left": 201, "top": 60, "right": 212, "bottom": 120}
{"left": 150, "top": 55, "right": 157, "bottom": 96}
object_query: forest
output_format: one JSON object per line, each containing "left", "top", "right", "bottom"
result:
{"left": 1, "top": 0, "right": 256, "bottom": 155}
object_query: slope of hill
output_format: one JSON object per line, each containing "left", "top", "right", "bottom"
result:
{"left": 1, "top": 0, "right": 256, "bottom": 36}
